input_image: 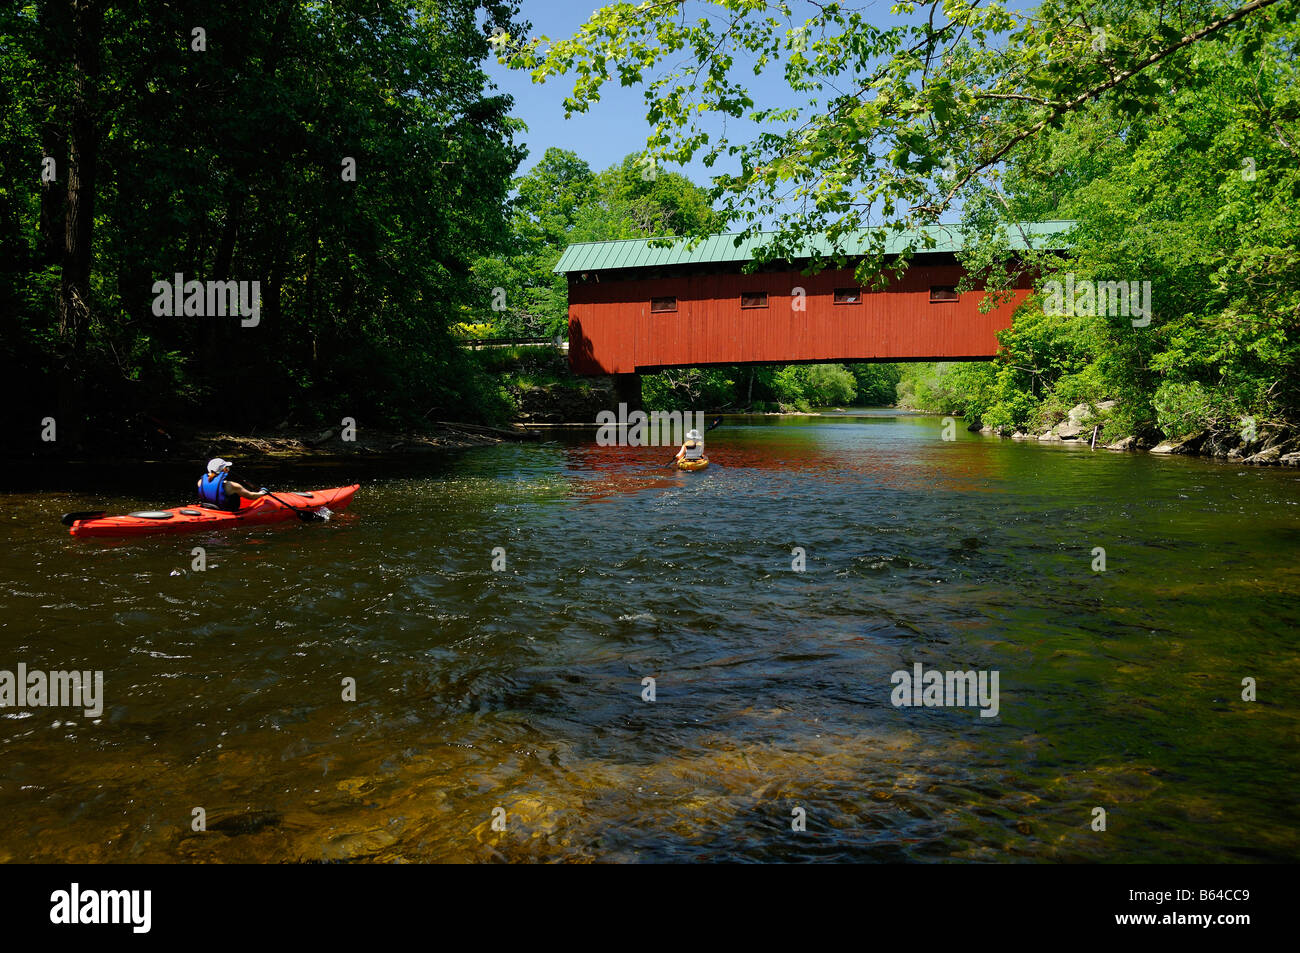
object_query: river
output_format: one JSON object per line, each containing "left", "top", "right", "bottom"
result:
{"left": 1, "top": 410, "right": 1297, "bottom": 862}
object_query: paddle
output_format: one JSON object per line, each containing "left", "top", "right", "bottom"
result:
{"left": 61, "top": 511, "right": 106, "bottom": 527}
{"left": 253, "top": 488, "right": 329, "bottom": 523}
{"left": 667, "top": 416, "right": 723, "bottom": 467}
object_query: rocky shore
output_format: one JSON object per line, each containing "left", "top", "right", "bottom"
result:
{"left": 973, "top": 401, "right": 1300, "bottom": 466}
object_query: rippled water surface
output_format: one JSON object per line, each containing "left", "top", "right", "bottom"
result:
{"left": 2, "top": 411, "right": 1298, "bottom": 862}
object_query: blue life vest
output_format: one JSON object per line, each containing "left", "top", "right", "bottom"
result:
{"left": 199, "top": 472, "right": 238, "bottom": 510}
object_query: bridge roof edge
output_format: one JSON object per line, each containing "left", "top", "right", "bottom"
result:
{"left": 554, "top": 221, "right": 1076, "bottom": 274}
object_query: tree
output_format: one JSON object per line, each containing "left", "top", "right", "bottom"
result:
{"left": 2, "top": 0, "right": 528, "bottom": 445}
{"left": 958, "top": 11, "right": 1300, "bottom": 435}
{"left": 504, "top": 0, "right": 1291, "bottom": 270}
{"left": 849, "top": 363, "right": 903, "bottom": 405}
{"left": 473, "top": 150, "right": 724, "bottom": 337}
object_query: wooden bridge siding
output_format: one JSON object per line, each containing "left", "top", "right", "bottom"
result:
{"left": 568, "top": 265, "right": 1033, "bottom": 375}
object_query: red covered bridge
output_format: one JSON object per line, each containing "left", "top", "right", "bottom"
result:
{"left": 554, "top": 222, "right": 1072, "bottom": 376}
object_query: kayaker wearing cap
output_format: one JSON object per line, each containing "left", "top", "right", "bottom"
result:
{"left": 674, "top": 429, "right": 705, "bottom": 465}
{"left": 197, "top": 459, "right": 269, "bottom": 512}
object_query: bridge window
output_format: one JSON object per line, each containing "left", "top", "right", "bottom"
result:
{"left": 740, "top": 291, "right": 768, "bottom": 309}
{"left": 833, "top": 287, "right": 861, "bottom": 304}
{"left": 930, "top": 286, "right": 960, "bottom": 302}
{"left": 650, "top": 296, "right": 677, "bottom": 313}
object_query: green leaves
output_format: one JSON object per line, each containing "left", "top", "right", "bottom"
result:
{"left": 470, "top": 147, "right": 725, "bottom": 338}
{"left": 508, "top": 0, "right": 1290, "bottom": 267}
{"left": 957, "top": 7, "right": 1300, "bottom": 436}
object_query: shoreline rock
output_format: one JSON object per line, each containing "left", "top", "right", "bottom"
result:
{"left": 911, "top": 399, "right": 1300, "bottom": 467}
{"left": 1039, "top": 400, "right": 1117, "bottom": 444}
{"left": 1149, "top": 431, "right": 1207, "bottom": 455}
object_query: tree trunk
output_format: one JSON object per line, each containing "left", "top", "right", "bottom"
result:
{"left": 213, "top": 194, "right": 243, "bottom": 282}
{"left": 304, "top": 212, "right": 320, "bottom": 332}
{"left": 58, "top": 0, "right": 101, "bottom": 347}
{"left": 55, "top": 0, "right": 103, "bottom": 448}
{"left": 40, "top": 125, "right": 67, "bottom": 267}
{"left": 36, "top": 0, "right": 72, "bottom": 267}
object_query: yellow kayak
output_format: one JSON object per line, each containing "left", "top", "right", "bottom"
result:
{"left": 676, "top": 457, "right": 709, "bottom": 471}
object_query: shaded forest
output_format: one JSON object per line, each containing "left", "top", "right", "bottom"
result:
{"left": 2, "top": 0, "right": 526, "bottom": 453}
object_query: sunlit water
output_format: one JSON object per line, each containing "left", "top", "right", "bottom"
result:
{"left": 1, "top": 411, "right": 1297, "bottom": 862}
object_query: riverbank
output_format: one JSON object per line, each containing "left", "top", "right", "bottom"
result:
{"left": 7, "top": 420, "right": 539, "bottom": 465}
{"left": 943, "top": 399, "right": 1300, "bottom": 466}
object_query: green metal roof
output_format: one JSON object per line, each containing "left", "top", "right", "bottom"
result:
{"left": 554, "top": 221, "right": 1075, "bottom": 274}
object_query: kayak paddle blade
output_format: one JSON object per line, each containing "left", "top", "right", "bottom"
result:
{"left": 61, "top": 511, "right": 105, "bottom": 527}
{"left": 262, "top": 489, "right": 327, "bottom": 523}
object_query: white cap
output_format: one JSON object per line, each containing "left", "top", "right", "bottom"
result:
{"left": 207, "top": 458, "right": 232, "bottom": 472}
{"left": 686, "top": 430, "right": 702, "bottom": 441}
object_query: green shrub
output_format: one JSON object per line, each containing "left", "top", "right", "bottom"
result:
{"left": 800, "top": 364, "right": 857, "bottom": 405}
{"left": 770, "top": 366, "right": 806, "bottom": 405}
{"left": 1152, "top": 380, "right": 1219, "bottom": 437}
{"left": 641, "top": 367, "right": 736, "bottom": 410}
{"left": 849, "top": 363, "right": 902, "bottom": 404}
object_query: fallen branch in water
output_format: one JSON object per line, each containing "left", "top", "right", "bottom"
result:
{"left": 429, "top": 419, "right": 541, "bottom": 442}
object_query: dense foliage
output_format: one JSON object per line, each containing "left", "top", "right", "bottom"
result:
{"left": 908, "top": 10, "right": 1299, "bottom": 438}
{"left": 642, "top": 362, "right": 901, "bottom": 412}
{"left": 2, "top": 0, "right": 524, "bottom": 450}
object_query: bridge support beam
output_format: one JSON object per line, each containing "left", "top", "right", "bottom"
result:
{"left": 612, "top": 373, "right": 643, "bottom": 412}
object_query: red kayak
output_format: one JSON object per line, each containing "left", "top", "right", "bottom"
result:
{"left": 68, "top": 485, "right": 360, "bottom": 537}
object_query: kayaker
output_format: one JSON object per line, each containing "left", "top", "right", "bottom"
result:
{"left": 197, "top": 458, "right": 269, "bottom": 511}
{"left": 673, "top": 429, "right": 705, "bottom": 466}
